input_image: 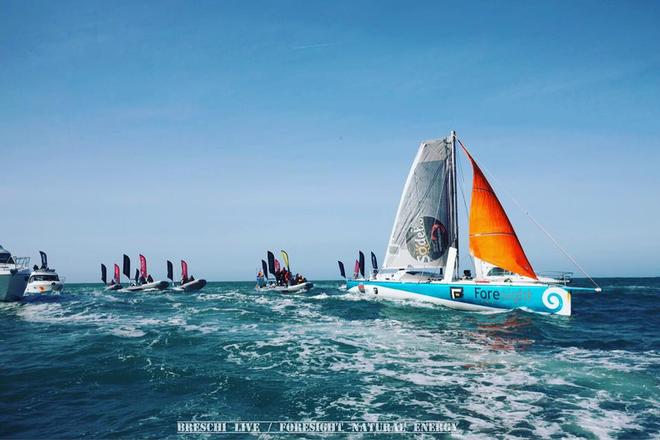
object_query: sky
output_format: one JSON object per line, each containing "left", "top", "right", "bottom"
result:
{"left": 1, "top": 0, "right": 659, "bottom": 282}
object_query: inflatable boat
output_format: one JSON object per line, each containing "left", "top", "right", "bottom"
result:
{"left": 101, "top": 263, "right": 122, "bottom": 291}
{"left": 173, "top": 279, "right": 207, "bottom": 292}
{"left": 124, "top": 280, "right": 169, "bottom": 292}
{"left": 256, "top": 282, "right": 313, "bottom": 293}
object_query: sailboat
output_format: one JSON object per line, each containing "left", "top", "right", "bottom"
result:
{"left": 346, "top": 131, "right": 600, "bottom": 316}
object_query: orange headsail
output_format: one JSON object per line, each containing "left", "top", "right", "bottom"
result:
{"left": 459, "top": 141, "right": 537, "bottom": 280}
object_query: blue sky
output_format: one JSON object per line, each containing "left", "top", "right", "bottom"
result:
{"left": 1, "top": 1, "right": 659, "bottom": 281}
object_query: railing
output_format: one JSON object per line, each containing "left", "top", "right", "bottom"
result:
{"left": 537, "top": 271, "right": 573, "bottom": 284}
{"left": 0, "top": 256, "right": 31, "bottom": 271}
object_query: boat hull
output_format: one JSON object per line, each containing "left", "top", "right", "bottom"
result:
{"left": 0, "top": 270, "right": 30, "bottom": 302}
{"left": 25, "top": 281, "right": 64, "bottom": 294}
{"left": 173, "top": 279, "right": 207, "bottom": 292}
{"left": 124, "top": 280, "right": 169, "bottom": 292}
{"left": 256, "top": 282, "right": 313, "bottom": 294}
{"left": 346, "top": 280, "right": 571, "bottom": 316}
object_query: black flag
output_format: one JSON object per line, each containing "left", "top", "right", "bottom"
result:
{"left": 101, "top": 264, "right": 107, "bottom": 284}
{"left": 39, "top": 251, "right": 48, "bottom": 269}
{"left": 338, "top": 261, "right": 346, "bottom": 279}
{"left": 134, "top": 268, "right": 139, "bottom": 283}
{"left": 167, "top": 260, "right": 173, "bottom": 281}
{"left": 358, "top": 251, "right": 365, "bottom": 278}
{"left": 371, "top": 252, "right": 378, "bottom": 271}
{"left": 123, "top": 254, "right": 131, "bottom": 280}
{"left": 261, "top": 260, "right": 269, "bottom": 279}
{"left": 267, "top": 251, "right": 276, "bottom": 276}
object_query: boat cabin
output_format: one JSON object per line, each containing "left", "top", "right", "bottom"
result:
{"left": 29, "top": 272, "right": 60, "bottom": 282}
{"left": 0, "top": 245, "right": 13, "bottom": 264}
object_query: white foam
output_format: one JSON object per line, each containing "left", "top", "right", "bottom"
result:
{"left": 111, "top": 326, "right": 146, "bottom": 338}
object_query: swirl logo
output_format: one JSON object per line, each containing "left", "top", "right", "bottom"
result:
{"left": 542, "top": 287, "right": 568, "bottom": 314}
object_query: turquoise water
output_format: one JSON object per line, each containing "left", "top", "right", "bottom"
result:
{"left": 1, "top": 279, "right": 658, "bottom": 438}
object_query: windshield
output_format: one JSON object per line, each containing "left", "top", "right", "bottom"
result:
{"left": 30, "top": 274, "right": 59, "bottom": 282}
{"left": 487, "top": 267, "right": 514, "bottom": 277}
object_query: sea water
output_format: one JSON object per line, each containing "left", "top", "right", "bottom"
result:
{"left": 0, "top": 278, "right": 658, "bottom": 438}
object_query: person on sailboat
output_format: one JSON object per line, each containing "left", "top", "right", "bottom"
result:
{"left": 139, "top": 275, "right": 146, "bottom": 285}
{"left": 147, "top": 274, "right": 154, "bottom": 283}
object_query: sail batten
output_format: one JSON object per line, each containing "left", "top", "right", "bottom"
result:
{"left": 459, "top": 141, "right": 537, "bottom": 280}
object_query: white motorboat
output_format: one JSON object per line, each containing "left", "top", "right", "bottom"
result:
{"left": 25, "top": 251, "right": 64, "bottom": 294}
{"left": 0, "top": 244, "right": 30, "bottom": 302}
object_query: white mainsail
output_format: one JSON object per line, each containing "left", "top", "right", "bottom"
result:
{"left": 382, "top": 136, "right": 458, "bottom": 272}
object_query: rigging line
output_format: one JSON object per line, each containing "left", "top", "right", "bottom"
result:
{"left": 456, "top": 149, "right": 470, "bottom": 218}
{"left": 457, "top": 138, "right": 601, "bottom": 292}
{"left": 456, "top": 146, "right": 474, "bottom": 273}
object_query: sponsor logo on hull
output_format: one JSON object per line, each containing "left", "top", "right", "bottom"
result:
{"left": 346, "top": 281, "right": 571, "bottom": 316}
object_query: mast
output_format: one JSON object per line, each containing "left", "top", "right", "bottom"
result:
{"left": 450, "top": 130, "right": 459, "bottom": 279}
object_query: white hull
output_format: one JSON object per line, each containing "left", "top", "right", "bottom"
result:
{"left": 0, "top": 269, "right": 30, "bottom": 302}
{"left": 256, "top": 282, "right": 313, "bottom": 293}
{"left": 25, "top": 280, "right": 64, "bottom": 294}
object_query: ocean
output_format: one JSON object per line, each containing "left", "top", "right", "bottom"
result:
{"left": 1, "top": 278, "right": 658, "bottom": 439}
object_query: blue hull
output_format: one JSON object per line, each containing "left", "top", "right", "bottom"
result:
{"left": 346, "top": 280, "right": 572, "bottom": 316}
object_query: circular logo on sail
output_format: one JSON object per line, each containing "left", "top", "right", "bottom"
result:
{"left": 406, "top": 216, "right": 448, "bottom": 263}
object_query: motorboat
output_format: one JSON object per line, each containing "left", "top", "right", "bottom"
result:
{"left": 0, "top": 244, "right": 30, "bottom": 301}
{"left": 26, "top": 251, "right": 64, "bottom": 294}
{"left": 122, "top": 254, "right": 169, "bottom": 291}
{"left": 255, "top": 282, "right": 314, "bottom": 293}
{"left": 124, "top": 280, "right": 169, "bottom": 292}
{"left": 174, "top": 279, "right": 207, "bottom": 292}
{"left": 257, "top": 250, "right": 313, "bottom": 293}
{"left": 168, "top": 259, "right": 206, "bottom": 292}
{"left": 101, "top": 263, "right": 122, "bottom": 290}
